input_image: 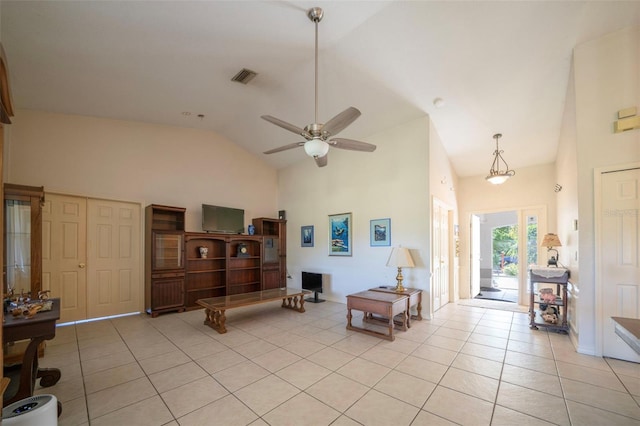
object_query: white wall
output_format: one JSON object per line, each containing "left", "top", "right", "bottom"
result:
{"left": 429, "top": 125, "right": 458, "bottom": 209}
{"left": 429, "top": 123, "right": 460, "bottom": 303}
{"left": 278, "top": 116, "right": 433, "bottom": 316}
{"left": 556, "top": 59, "right": 580, "bottom": 341}
{"left": 572, "top": 26, "right": 640, "bottom": 355}
{"left": 458, "top": 163, "right": 557, "bottom": 298}
{"left": 5, "top": 110, "right": 279, "bottom": 231}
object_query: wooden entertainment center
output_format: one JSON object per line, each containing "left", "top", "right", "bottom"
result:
{"left": 145, "top": 204, "right": 287, "bottom": 317}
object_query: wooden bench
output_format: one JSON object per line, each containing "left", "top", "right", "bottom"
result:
{"left": 196, "top": 287, "right": 310, "bottom": 334}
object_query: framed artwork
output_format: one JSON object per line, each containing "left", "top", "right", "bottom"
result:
{"left": 329, "top": 212, "right": 352, "bottom": 256}
{"left": 301, "top": 225, "right": 314, "bottom": 247}
{"left": 370, "top": 218, "right": 391, "bottom": 246}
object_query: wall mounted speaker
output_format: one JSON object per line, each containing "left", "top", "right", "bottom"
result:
{"left": 278, "top": 210, "right": 286, "bottom": 220}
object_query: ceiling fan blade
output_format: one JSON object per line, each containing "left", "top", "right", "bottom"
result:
{"left": 322, "top": 107, "right": 361, "bottom": 136}
{"left": 329, "top": 138, "right": 376, "bottom": 152}
{"left": 261, "top": 115, "right": 312, "bottom": 139}
{"left": 314, "top": 154, "right": 328, "bottom": 167}
{"left": 263, "top": 142, "right": 305, "bottom": 154}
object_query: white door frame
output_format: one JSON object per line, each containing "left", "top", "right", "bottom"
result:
{"left": 594, "top": 161, "right": 640, "bottom": 358}
{"left": 519, "top": 206, "right": 547, "bottom": 305}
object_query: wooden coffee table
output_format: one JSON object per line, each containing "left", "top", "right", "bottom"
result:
{"left": 368, "top": 286, "right": 423, "bottom": 327}
{"left": 197, "top": 288, "right": 310, "bottom": 334}
{"left": 346, "top": 290, "right": 408, "bottom": 341}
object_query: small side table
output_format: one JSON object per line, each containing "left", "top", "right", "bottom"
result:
{"left": 346, "top": 291, "right": 408, "bottom": 341}
{"left": 369, "top": 286, "right": 422, "bottom": 327}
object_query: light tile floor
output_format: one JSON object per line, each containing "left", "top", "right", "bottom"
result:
{"left": 33, "top": 300, "right": 640, "bottom": 425}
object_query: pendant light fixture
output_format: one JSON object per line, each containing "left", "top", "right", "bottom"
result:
{"left": 485, "top": 133, "right": 515, "bottom": 184}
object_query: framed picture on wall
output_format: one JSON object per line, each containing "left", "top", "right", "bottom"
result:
{"left": 370, "top": 218, "right": 391, "bottom": 246}
{"left": 329, "top": 212, "right": 352, "bottom": 256}
{"left": 301, "top": 225, "right": 314, "bottom": 247}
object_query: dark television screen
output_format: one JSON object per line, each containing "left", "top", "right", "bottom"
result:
{"left": 202, "top": 204, "right": 244, "bottom": 234}
{"left": 302, "top": 272, "right": 323, "bottom": 293}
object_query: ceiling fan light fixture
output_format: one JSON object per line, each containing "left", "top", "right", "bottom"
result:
{"left": 260, "top": 7, "right": 376, "bottom": 167}
{"left": 304, "top": 138, "right": 329, "bottom": 158}
{"left": 485, "top": 133, "right": 515, "bottom": 184}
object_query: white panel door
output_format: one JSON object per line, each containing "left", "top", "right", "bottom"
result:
{"left": 601, "top": 168, "right": 640, "bottom": 362}
{"left": 432, "top": 198, "right": 450, "bottom": 311}
{"left": 42, "top": 194, "right": 87, "bottom": 323}
{"left": 87, "top": 199, "right": 141, "bottom": 318}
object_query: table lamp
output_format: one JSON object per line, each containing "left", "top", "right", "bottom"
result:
{"left": 386, "top": 247, "right": 415, "bottom": 292}
{"left": 541, "top": 233, "right": 562, "bottom": 267}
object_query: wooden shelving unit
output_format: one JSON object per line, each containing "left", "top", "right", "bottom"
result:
{"left": 145, "top": 205, "right": 186, "bottom": 317}
{"left": 184, "top": 233, "right": 227, "bottom": 308}
{"left": 252, "top": 218, "right": 287, "bottom": 290}
{"left": 183, "top": 233, "right": 264, "bottom": 306}
{"left": 228, "top": 237, "right": 262, "bottom": 295}
{"left": 147, "top": 209, "right": 289, "bottom": 312}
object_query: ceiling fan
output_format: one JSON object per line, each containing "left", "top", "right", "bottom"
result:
{"left": 262, "top": 7, "right": 376, "bottom": 168}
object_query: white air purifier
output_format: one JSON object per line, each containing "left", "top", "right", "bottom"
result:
{"left": 2, "top": 394, "right": 58, "bottom": 425}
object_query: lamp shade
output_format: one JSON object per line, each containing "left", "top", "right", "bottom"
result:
{"left": 541, "top": 233, "right": 562, "bottom": 248}
{"left": 386, "top": 247, "right": 415, "bottom": 268}
{"left": 304, "top": 138, "right": 329, "bottom": 157}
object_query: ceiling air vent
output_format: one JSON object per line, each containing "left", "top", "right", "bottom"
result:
{"left": 231, "top": 68, "right": 257, "bottom": 84}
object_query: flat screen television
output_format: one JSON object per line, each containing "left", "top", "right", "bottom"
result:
{"left": 202, "top": 204, "right": 244, "bottom": 234}
{"left": 302, "top": 271, "right": 324, "bottom": 303}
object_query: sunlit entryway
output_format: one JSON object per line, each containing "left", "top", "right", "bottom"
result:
{"left": 470, "top": 208, "right": 544, "bottom": 306}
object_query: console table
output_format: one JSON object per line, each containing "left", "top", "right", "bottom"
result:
{"left": 346, "top": 290, "right": 408, "bottom": 341}
{"left": 197, "top": 287, "right": 310, "bottom": 334}
{"left": 3, "top": 298, "right": 61, "bottom": 408}
{"left": 368, "top": 286, "right": 423, "bottom": 327}
{"left": 529, "top": 267, "right": 570, "bottom": 333}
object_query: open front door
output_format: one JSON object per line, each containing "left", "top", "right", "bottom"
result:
{"left": 470, "top": 214, "right": 481, "bottom": 299}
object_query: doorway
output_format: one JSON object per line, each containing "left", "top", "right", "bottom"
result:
{"left": 432, "top": 198, "right": 451, "bottom": 312}
{"left": 470, "top": 207, "right": 545, "bottom": 305}
{"left": 42, "top": 193, "right": 142, "bottom": 323}
{"left": 595, "top": 165, "right": 640, "bottom": 362}
{"left": 473, "top": 211, "right": 518, "bottom": 303}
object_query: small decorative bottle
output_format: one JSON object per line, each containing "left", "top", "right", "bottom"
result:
{"left": 248, "top": 224, "right": 255, "bottom": 235}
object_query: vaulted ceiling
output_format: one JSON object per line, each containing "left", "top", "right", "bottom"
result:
{"left": 3, "top": 1, "right": 639, "bottom": 176}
